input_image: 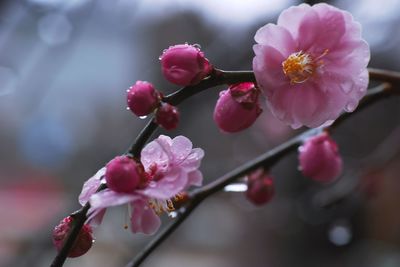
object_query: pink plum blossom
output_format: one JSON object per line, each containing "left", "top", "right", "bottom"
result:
{"left": 253, "top": 3, "right": 370, "bottom": 129}
{"left": 213, "top": 82, "right": 262, "bottom": 133}
{"left": 160, "top": 44, "right": 213, "bottom": 86}
{"left": 298, "top": 132, "right": 342, "bottom": 183}
{"left": 81, "top": 135, "right": 204, "bottom": 234}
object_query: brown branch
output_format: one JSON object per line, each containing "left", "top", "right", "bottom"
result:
{"left": 50, "top": 68, "right": 255, "bottom": 267}
{"left": 125, "top": 82, "right": 394, "bottom": 267}
{"left": 51, "top": 67, "right": 399, "bottom": 267}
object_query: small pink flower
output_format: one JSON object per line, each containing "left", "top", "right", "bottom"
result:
{"left": 253, "top": 3, "right": 370, "bottom": 128}
{"left": 127, "top": 81, "right": 161, "bottom": 117}
{"left": 298, "top": 132, "right": 342, "bottom": 182}
{"left": 140, "top": 135, "right": 204, "bottom": 199}
{"left": 245, "top": 169, "right": 274, "bottom": 206}
{"left": 160, "top": 44, "right": 213, "bottom": 86}
{"left": 213, "top": 82, "right": 262, "bottom": 133}
{"left": 85, "top": 135, "right": 204, "bottom": 234}
{"left": 155, "top": 103, "right": 180, "bottom": 130}
{"left": 52, "top": 216, "right": 93, "bottom": 258}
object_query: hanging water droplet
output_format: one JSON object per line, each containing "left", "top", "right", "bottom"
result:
{"left": 345, "top": 100, "right": 357, "bottom": 112}
{"left": 139, "top": 115, "right": 147, "bottom": 119}
{"left": 192, "top": 43, "right": 201, "bottom": 49}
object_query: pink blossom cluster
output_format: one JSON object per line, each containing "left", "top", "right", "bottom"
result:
{"left": 127, "top": 43, "right": 213, "bottom": 130}
{"left": 80, "top": 135, "right": 204, "bottom": 235}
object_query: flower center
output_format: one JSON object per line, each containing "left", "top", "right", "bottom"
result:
{"left": 282, "top": 51, "right": 315, "bottom": 84}
{"left": 282, "top": 50, "right": 329, "bottom": 84}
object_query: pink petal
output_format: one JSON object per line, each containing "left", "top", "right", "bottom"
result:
{"left": 187, "top": 170, "right": 203, "bottom": 187}
{"left": 79, "top": 168, "right": 106, "bottom": 206}
{"left": 291, "top": 83, "right": 328, "bottom": 128}
{"left": 180, "top": 148, "right": 204, "bottom": 171}
{"left": 308, "top": 3, "right": 346, "bottom": 53}
{"left": 277, "top": 4, "right": 313, "bottom": 40}
{"left": 253, "top": 45, "right": 288, "bottom": 93}
{"left": 86, "top": 208, "right": 106, "bottom": 228}
{"left": 89, "top": 190, "right": 140, "bottom": 209}
{"left": 140, "top": 168, "right": 188, "bottom": 199}
{"left": 325, "top": 40, "right": 370, "bottom": 78}
{"left": 254, "top": 24, "right": 296, "bottom": 56}
{"left": 141, "top": 136, "right": 171, "bottom": 171}
{"left": 296, "top": 7, "right": 321, "bottom": 51}
{"left": 130, "top": 200, "right": 161, "bottom": 235}
{"left": 171, "top": 135, "right": 193, "bottom": 163}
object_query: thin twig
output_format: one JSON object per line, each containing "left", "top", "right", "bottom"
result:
{"left": 125, "top": 82, "right": 394, "bottom": 267}
{"left": 50, "top": 69, "right": 255, "bottom": 267}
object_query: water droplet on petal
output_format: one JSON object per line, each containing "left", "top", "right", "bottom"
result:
{"left": 126, "top": 107, "right": 130, "bottom": 110}
{"left": 345, "top": 100, "right": 357, "bottom": 112}
{"left": 340, "top": 80, "right": 354, "bottom": 94}
{"left": 192, "top": 43, "right": 201, "bottom": 49}
{"left": 139, "top": 115, "right": 147, "bottom": 119}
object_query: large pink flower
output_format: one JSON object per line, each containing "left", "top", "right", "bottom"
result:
{"left": 80, "top": 135, "right": 204, "bottom": 235}
{"left": 253, "top": 3, "right": 370, "bottom": 129}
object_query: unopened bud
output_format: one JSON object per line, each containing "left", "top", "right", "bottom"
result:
{"left": 298, "top": 132, "right": 343, "bottom": 183}
{"left": 52, "top": 216, "right": 93, "bottom": 258}
{"left": 127, "top": 81, "right": 161, "bottom": 116}
{"left": 245, "top": 169, "right": 274, "bottom": 206}
{"left": 160, "top": 44, "right": 212, "bottom": 86}
{"left": 214, "top": 82, "right": 262, "bottom": 133}
{"left": 105, "top": 156, "right": 144, "bottom": 193}
{"left": 155, "top": 103, "right": 180, "bottom": 130}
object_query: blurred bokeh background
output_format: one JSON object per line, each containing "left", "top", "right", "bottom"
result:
{"left": 1, "top": 0, "right": 400, "bottom": 266}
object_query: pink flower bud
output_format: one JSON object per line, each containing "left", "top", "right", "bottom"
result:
{"left": 127, "top": 81, "right": 161, "bottom": 116}
{"left": 52, "top": 216, "right": 93, "bottom": 258}
{"left": 246, "top": 169, "right": 274, "bottom": 206}
{"left": 298, "top": 132, "right": 343, "bottom": 183}
{"left": 155, "top": 103, "right": 179, "bottom": 130}
{"left": 160, "top": 44, "right": 212, "bottom": 86}
{"left": 213, "top": 82, "right": 262, "bottom": 133}
{"left": 105, "top": 156, "right": 144, "bottom": 193}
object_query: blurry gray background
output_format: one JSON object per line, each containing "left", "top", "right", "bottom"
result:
{"left": 1, "top": 0, "right": 400, "bottom": 266}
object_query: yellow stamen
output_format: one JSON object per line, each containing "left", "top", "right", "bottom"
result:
{"left": 148, "top": 196, "right": 180, "bottom": 216}
{"left": 282, "top": 51, "right": 314, "bottom": 84}
{"left": 282, "top": 50, "right": 328, "bottom": 84}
